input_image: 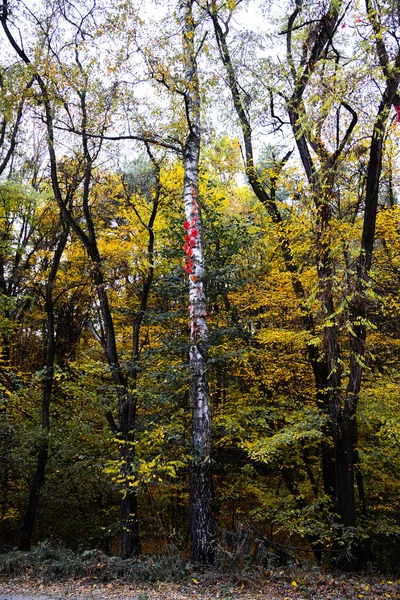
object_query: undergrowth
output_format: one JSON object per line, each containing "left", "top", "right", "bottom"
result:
{"left": 0, "top": 538, "right": 393, "bottom": 589}
{"left": 0, "top": 536, "right": 295, "bottom": 586}
{"left": 0, "top": 541, "right": 190, "bottom": 583}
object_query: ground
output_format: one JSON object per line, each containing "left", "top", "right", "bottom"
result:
{"left": 0, "top": 571, "right": 399, "bottom": 600}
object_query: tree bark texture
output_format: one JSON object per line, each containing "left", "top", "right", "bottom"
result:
{"left": 181, "top": 0, "right": 215, "bottom": 565}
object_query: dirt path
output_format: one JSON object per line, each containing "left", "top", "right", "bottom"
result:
{"left": 0, "top": 596, "right": 58, "bottom": 600}
{"left": 0, "top": 581, "right": 139, "bottom": 600}
{"left": 0, "top": 574, "right": 399, "bottom": 599}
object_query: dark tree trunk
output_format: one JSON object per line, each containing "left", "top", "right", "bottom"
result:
{"left": 19, "top": 443, "right": 49, "bottom": 551}
{"left": 119, "top": 476, "right": 141, "bottom": 558}
{"left": 92, "top": 262, "right": 142, "bottom": 559}
{"left": 19, "top": 226, "right": 68, "bottom": 550}
{"left": 118, "top": 154, "right": 160, "bottom": 559}
{"left": 189, "top": 461, "right": 215, "bottom": 564}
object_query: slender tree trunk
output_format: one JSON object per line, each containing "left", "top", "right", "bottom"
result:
{"left": 181, "top": 0, "right": 215, "bottom": 564}
{"left": 119, "top": 155, "right": 160, "bottom": 559}
{"left": 118, "top": 398, "right": 141, "bottom": 558}
{"left": 0, "top": 417, "right": 12, "bottom": 543}
{"left": 92, "top": 264, "right": 142, "bottom": 559}
{"left": 19, "top": 226, "right": 68, "bottom": 550}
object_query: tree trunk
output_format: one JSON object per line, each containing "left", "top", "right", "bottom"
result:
{"left": 119, "top": 431, "right": 141, "bottom": 558}
{"left": 93, "top": 264, "right": 142, "bottom": 558}
{"left": 181, "top": 0, "right": 216, "bottom": 564}
{"left": 19, "top": 226, "right": 68, "bottom": 550}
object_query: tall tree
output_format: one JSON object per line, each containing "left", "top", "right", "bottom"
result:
{"left": 0, "top": 0, "right": 160, "bottom": 557}
{"left": 180, "top": 0, "right": 216, "bottom": 564}
{"left": 207, "top": 0, "right": 400, "bottom": 567}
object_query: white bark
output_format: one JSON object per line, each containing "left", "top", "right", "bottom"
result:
{"left": 180, "top": 0, "right": 215, "bottom": 564}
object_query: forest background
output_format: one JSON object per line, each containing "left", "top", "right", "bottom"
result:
{"left": 0, "top": 0, "right": 399, "bottom": 578}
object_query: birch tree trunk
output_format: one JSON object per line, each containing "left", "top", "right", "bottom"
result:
{"left": 180, "top": 0, "right": 215, "bottom": 564}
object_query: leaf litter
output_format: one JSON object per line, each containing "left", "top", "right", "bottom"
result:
{"left": 1, "top": 569, "right": 399, "bottom": 600}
